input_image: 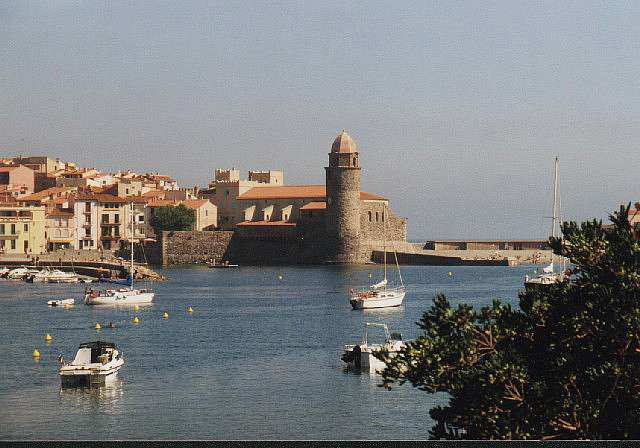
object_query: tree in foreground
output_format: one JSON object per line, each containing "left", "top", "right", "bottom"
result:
{"left": 150, "top": 204, "right": 196, "bottom": 232}
{"left": 377, "top": 205, "right": 640, "bottom": 439}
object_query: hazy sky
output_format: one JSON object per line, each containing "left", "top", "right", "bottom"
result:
{"left": 2, "top": 1, "right": 639, "bottom": 239}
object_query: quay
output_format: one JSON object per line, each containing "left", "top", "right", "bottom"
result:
{"left": 370, "top": 241, "right": 552, "bottom": 266}
{"left": 0, "top": 255, "right": 164, "bottom": 281}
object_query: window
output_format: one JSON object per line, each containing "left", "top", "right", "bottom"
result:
{"left": 0, "top": 224, "right": 4, "bottom": 234}
{"left": 205, "top": 210, "right": 208, "bottom": 216}
{"left": 382, "top": 212, "right": 385, "bottom": 222}
{"left": 10, "top": 224, "right": 15, "bottom": 234}
{"left": 102, "top": 214, "right": 109, "bottom": 224}
{"left": 114, "top": 227, "right": 120, "bottom": 237}
{"left": 138, "top": 215, "right": 144, "bottom": 223}
{"left": 375, "top": 212, "right": 379, "bottom": 222}
{"left": 24, "top": 224, "right": 28, "bottom": 232}
{"left": 85, "top": 228, "right": 91, "bottom": 237}
{"left": 114, "top": 214, "right": 119, "bottom": 223}
{"left": 85, "top": 202, "right": 91, "bottom": 212}
{"left": 11, "top": 240, "right": 16, "bottom": 250}
{"left": 368, "top": 211, "right": 372, "bottom": 222}
{"left": 353, "top": 157, "right": 357, "bottom": 166}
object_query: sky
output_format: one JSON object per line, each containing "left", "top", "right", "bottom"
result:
{"left": 1, "top": 1, "right": 639, "bottom": 240}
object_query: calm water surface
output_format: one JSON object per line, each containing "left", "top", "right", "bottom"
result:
{"left": 0, "top": 264, "right": 535, "bottom": 439}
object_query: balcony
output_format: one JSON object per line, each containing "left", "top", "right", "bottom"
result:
{"left": 100, "top": 222, "right": 120, "bottom": 227}
{"left": 100, "top": 235, "right": 121, "bottom": 241}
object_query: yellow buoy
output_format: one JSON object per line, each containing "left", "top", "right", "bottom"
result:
{"left": 95, "top": 323, "right": 101, "bottom": 330}
{"left": 448, "top": 272, "right": 453, "bottom": 276}
{"left": 187, "top": 306, "right": 193, "bottom": 313}
{"left": 63, "top": 303, "right": 70, "bottom": 309}
{"left": 132, "top": 316, "right": 140, "bottom": 324}
{"left": 32, "top": 348, "right": 40, "bottom": 358}
{"left": 278, "top": 275, "right": 283, "bottom": 280}
{"left": 133, "top": 304, "right": 139, "bottom": 312}
{"left": 44, "top": 333, "right": 53, "bottom": 342}
{"left": 368, "top": 273, "right": 372, "bottom": 278}
{"left": 163, "top": 312, "right": 169, "bottom": 319}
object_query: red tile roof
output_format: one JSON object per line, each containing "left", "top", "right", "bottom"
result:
{"left": 19, "top": 187, "right": 74, "bottom": 202}
{"left": 74, "top": 193, "right": 126, "bottom": 203}
{"left": 237, "top": 185, "right": 386, "bottom": 201}
{"left": 182, "top": 199, "right": 210, "bottom": 209}
{"left": 300, "top": 201, "right": 327, "bottom": 210}
{"left": 237, "top": 220, "right": 297, "bottom": 227}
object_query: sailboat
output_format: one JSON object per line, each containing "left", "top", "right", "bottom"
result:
{"left": 84, "top": 203, "right": 155, "bottom": 305}
{"left": 349, "top": 204, "right": 406, "bottom": 309}
{"left": 525, "top": 156, "right": 566, "bottom": 289}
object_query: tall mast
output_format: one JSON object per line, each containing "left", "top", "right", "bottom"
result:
{"left": 383, "top": 203, "right": 387, "bottom": 288}
{"left": 130, "top": 201, "right": 134, "bottom": 288}
{"left": 551, "top": 156, "right": 559, "bottom": 239}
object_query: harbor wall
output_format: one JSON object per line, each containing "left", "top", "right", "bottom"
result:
{"left": 151, "top": 230, "right": 235, "bottom": 265}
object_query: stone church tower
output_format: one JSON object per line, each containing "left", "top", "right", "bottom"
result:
{"left": 325, "top": 131, "right": 361, "bottom": 263}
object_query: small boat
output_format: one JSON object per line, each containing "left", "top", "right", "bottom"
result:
{"left": 525, "top": 157, "right": 567, "bottom": 290}
{"left": 350, "top": 204, "right": 405, "bottom": 309}
{"left": 28, "top": 268, "right": 79, "bottom": 283}
{"left": 47, "top": 298, "right": 75, "bottom": 307}
{"left": 7, "top": 267, "right": 39, "bottom": 280}
{"left": 341, "top": 323, "right": 405, "bottom": 373}
{"left": 59, "top": 341, "right": 124, "bottom": 387}
{"left": 84, "top": 202, "right": 155, "bottom": 305}
{"left": 206, "top": 259, "right": 238, "bottom": 268}
{"left": 0, "top": 267, "right": 10, "bottom": 277}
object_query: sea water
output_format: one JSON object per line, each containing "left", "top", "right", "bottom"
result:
{"left": 0, "top": 264, "right": 531, "bottom": 440}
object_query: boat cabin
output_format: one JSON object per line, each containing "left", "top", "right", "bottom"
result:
{"left": 72, "top": 341, "right": 117, "bottom": 365}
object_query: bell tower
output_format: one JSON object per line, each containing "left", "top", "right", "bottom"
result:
{"left": 325, "top": 131, "right": 361, "bottom": 263}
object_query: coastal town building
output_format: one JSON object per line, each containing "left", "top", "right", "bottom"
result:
{"left": 45, "top": 208, "right": 76, "bottom": 251}
{"left": 0, "top": 203, "right": 46, "bottom": 254}
{"left": 183, "top": 199, "right": 217, "bottom": 231}
{"left": 201, "top": 168, "right": 283, "bottom": 230}
{"left": 0, "top": 165, "right": 35, "bottom": 195}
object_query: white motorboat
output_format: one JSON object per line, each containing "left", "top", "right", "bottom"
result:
{"left": 47, "top": 298, "right": 75, "bottom": 307}
{"left": 29, "top": 268, "right": 79, "bottom": 283}
{"left": 350, "top": 204, "right": 405, "bottom": 309}
{"left": 0, "top": 267, "right": 10, "bottom": 277}
{"left": 7, "top": 267, "right": 39, "bottom": 280}
{"left": 525, "top": 157, "right": 567, "bottom": 290}
{"left": 84, "top": 202, "right": 155, "bottom": 305}
{"left": 341, "top": 323, "right": 405, "bottom": 373}
{"left": 59, "top": 341, "right": 124, "bottom": 387}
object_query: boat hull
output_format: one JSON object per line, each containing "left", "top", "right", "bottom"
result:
{"left": 350, "top": 290, "right": 405, "bottom": 309}
{"left": 60, "top": 364, "right": 122, "bottom": 388}
{"left": 85, "top": 291, "right": 154, "bottom": 305}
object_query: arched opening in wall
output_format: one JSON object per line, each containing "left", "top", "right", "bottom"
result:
{"left": 353, "top": 157, "right": 357, "bottom": 166}
{"left": 368, "top": 211, "right": 372, "bottom": 222}
{"left": 382, "top": 211, "right": 385, "bottom": 222}
{"left": 284, "top": 214, "right": 288, "bottom": 221}
{"left": 375, "top": 212, "right": 379, "bottom": 222}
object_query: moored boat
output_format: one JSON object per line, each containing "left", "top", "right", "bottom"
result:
{"left": 7, "top": 267, "right": 39, "bottom": 280}
{"left": 28, "top": 268, "right": 80, "bottom": 283}
{"left": 341, "top": 323, "right": 405, "bottom": 373}
{"left": 59, "top": 341, "right": 124, "bottom": 387}
{"left": 47, "top": 298, "right": 75, "bottom": 307}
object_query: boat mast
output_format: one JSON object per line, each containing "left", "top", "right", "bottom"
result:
{"left": 130, "top": 201, "right": 134, "bottom": 289}
{"left": 383, "top": 203, "right": 387, "bottom": 289}
{"left": 551, "top": 156, "right": 559, "bottom": 240}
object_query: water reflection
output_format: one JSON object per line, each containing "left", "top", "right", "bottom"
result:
{"left": 59, "top": 378, "right": 124, "bottom": 414}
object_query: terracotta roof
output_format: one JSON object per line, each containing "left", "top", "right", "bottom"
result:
{"left": 331, "top": 131, "right": 357, "bottom": 154}
{"left": 142, "top": 190, "right": 165, "bottom": 198}
{"left": 19, "top": 187, "right": 74, "bottom": 202}
{"left": 146, "top": 199, "right": 180, "bottom": 207}
{"left": 46, "top": 209, "right": 74, "bottom": 218}
{"left": 0, "top": 165, "right": 32, "bottom": 172}
{"left": 237, "top": 185, "right": 326, "bottom": 200}
{"left": 237, "top": 185, "right": 386, "bottom": 201}
{"left": 74, "top": 193, "right": 126, "bottom": 203}
{"left": 182, "top": 199, "right": 210, "bottom": 209}
{"left": 237, "top": 220, "right": 296, "bottom": 227}
{"left": 300, "top": 201, "right": 327, "bottom": 210}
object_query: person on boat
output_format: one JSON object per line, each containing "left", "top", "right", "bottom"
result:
{"left": 58, "top": 354, "right": 64, "bottom": 365}
{"left": 108, "top": 322, "right": 115, "bottom": 329}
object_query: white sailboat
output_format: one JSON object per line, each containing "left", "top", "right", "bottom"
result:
{"left": 525, "top": 156, "right": 566, "bottom": 289}
{"left": 84, "top": 203, "right": 155, "bottom": 305}
{"left": 349, "top": 204, "right": 406, "bottom": 309}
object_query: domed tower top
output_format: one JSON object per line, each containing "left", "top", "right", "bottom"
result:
{"left": 329, "top": 131, "right": 359, "bottom": 168}
{"left": 331, "top": 131, "right": 357, "bottom": 154}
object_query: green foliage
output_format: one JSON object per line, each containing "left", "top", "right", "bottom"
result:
{"left": 377, "top": 204, "right": 640, "bottom": 439}
{"left": 150, "top": 204, "right": 196, "bottom": 232}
